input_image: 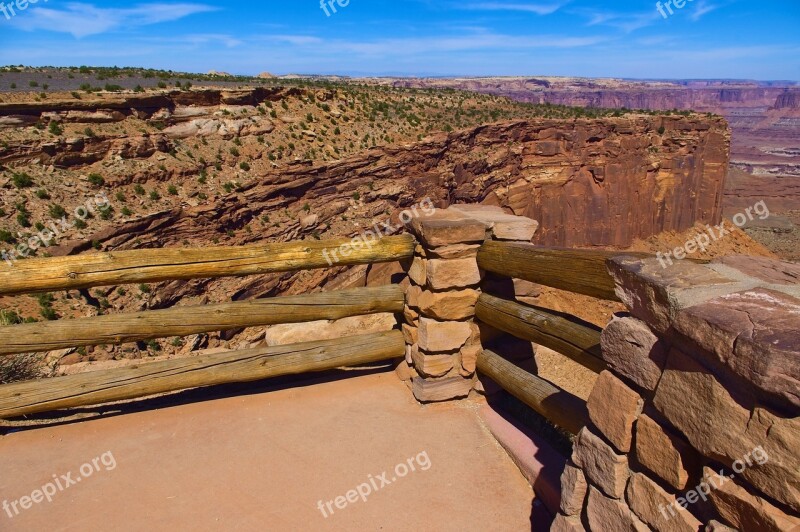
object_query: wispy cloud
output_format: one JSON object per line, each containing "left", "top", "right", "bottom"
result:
{"left": 12, "top": 2, "right": 217, "bottom": 38}
{"left": 257, "top": 31, "right": 606, "bottom": 57}
{"left": 571, "top": 8, "right": 659, "bottom": 33}
{"left": 462, "top": 2, "right": 568, "bottom": 15}
{"left": 690, "top": 0, "right": 720, "bottom": 21}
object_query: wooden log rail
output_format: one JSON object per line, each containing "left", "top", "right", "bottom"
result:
{"left": 0, "top": 286, "right": 404, "bottom": 356}
{"left": 475, "top": 293, "right": 606, "bottom": 374}
{"left": 477, "top": 349, "right": 588, "bottom": 435}
{"left": 0, "top": 331, "right": 405, "bottom": 419}
{"left": 477, "top": 241, "right": 653, "bottom": 301}
{"left": 0, "top": 234, "right": 415, "bottom": 296}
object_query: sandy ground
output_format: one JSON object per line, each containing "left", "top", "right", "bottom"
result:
{"left": 0, "top": 371, "right": 539, "bottom": 531}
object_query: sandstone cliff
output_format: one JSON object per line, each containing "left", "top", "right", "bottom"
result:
{"left": 76, "top": 115, "right": 728, "bottom": 252}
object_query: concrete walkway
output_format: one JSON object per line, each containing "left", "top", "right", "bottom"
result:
{"left": 0, "top": 371, "right": 541, "bottom": 531}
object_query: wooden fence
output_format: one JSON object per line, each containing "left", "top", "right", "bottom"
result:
{"left": 0, "top": 235, "right": 413, "bottom": 418}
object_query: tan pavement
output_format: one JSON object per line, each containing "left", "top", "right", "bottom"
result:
{"left": 0, "top": 371, "right": 540, "bottom": 531}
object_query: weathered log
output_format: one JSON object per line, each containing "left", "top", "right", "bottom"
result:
{"left": 476, "top": 293, "right": 606, "bottom": 373}
{"left": 0, "top": 234, "right": 415, "bottom": 296}
{"left": 477, "top": 349, "right": 588, "bottom": 434}
{"left": 477, "top": 241, "right": 653, "bottom": 301}
{"left": 0, "top": 331, "right": 405, "bottom": 418}
{"left": 0, "top": 286, "right": 404, "bottom": 356}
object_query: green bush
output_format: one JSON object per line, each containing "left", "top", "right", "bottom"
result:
{"left": 87, "top": 173, "right": 105, "bottom": 187}
{"left": 11, "top": 172, "right": 33, "bottom": 188}
{"left": 48, "top": 204, "right": 67, "bottom": 219}
{"left": 48, "top": 121, "right": 63, "bottom": 136}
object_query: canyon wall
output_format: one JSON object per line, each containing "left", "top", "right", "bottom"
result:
{"left": 81, "top": 115, "right": 729, "bottom": 251}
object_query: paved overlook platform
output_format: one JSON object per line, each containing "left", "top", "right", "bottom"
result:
{"left": 0, "top": 371, "right": 541, "bottom": 531}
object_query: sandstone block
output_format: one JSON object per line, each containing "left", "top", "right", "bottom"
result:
{"left": 653, "top": 348, "right": 800, "bottom": 512}
{"left": 410, "top": 345, "right": 455, "bottom": 378}
{"left": 417, "top": 317, "right": 471, "bottom": 353}
{"left": 607, "top": 257, "right": 755, "bottom": 333}
{"left": 408, "top": 210, "right": 487, "bottom": 247}
{"left": 460, "top": 344, "right": 481, "bottom": 375}
{"left": 711, "top": 255, "right": 800, "bottom": 291}
{"left": 587, "top": 371, "right": 643, "bottom": 453}
{"left": 417, "top": 289, "right": 479, "bottom": 320}
{"left": 586, "top": 486, "right": 649, "bottom": 532}
{"left": 702, "top": 467, "right": 800, "bottom": 532}
{"left": 600, "top": 315, "right": 668, "bottom": 391}
{"left": 426, "top": 258, "right": 481, "bottom": 290}
{"left": 673, "top": 288, "right": 800, "bottom": 410}
{"left": 634, "top": 414, "right": 693, "bottom": 490}
{"left": 394, "top": 359, "right": 417, "bottom": 382}
{"left": 448, "top": 204, "right": 539, "bottom": 241}
{"left": 550, "top": 513, "right": 586, "bottom": 532}
{"left": 412, "top": 376, "right": 473, "bottom": 402}
{"left": 403, "top": 305, "right": 419, "bottom": 324}
{"left": 426, "top": 243, "right": 481, "bottom": 259}
{"left": 408, "top": 256, "right": 427, "bottom": 286}
{"left": 559, "top": 463, "right": 589, "bottom": 516}
{"left": 401, "top": 323, "right": 418, "bottom": 345}
{"left": 406, "top": 284, "right": 422, "bottom": 308}
{"left": 626, "top": 472, "right": 702, "bottom": 532}
{"left": 571, "top": 427, "right": 630, "bottom": 499}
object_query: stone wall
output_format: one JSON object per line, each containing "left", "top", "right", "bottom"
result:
{"left": 553, "top": 256, "right": 800, "bottom": 531}
{"left": 395, "top": 205, "right": 538, "bottom": 401}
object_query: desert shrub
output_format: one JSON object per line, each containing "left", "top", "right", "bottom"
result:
{"left": 35, "top": 188, "right": 50, "bottom": 199}
{"left": 167, "top": 185, "right": 178, "bottom": 195}
{"left": 87, "top": 173, "right": 105, "bottom": 187}
{"left": 48, "top": 204, "right": 67, "bottom": 219}
{"left": 0, "top": 352, "right": 50, "bottom": 384}
{"left": 11, "top": 172, "right": 33, "bottom": 188}
{"left": 48, "top": 121, "right": 63, "bottom": 136}
{"left": 0, "top": 229, "right": 15, "bottom": 244}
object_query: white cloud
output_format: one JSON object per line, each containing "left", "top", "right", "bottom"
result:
{"left": 11, "top": 2, "right": 217, "bottom": 38}
{"left": 690, "top": 0, "right": 720, "bottom": 21}
{"left": 571, "top": 8, "right": 660, "bottom": 33}
{"left": 462, "top": 2, "right": 568, "bottom": 15}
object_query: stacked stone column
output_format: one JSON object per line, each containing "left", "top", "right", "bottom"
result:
{"left": 397, "top": 205, "right": 539, "bottom": 402}
{"left": 552, "top": 256, "right": 800, "bottom": 532}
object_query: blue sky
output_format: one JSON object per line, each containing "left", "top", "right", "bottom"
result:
{"left": 0, "top": 0, "right": 798, "bottom": 79}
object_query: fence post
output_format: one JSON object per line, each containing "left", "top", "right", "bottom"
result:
{"left": 399, "top": 205, "right": 539, "bottom": 402}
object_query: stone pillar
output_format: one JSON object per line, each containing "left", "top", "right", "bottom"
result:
{"left": 553, "top": 255, "right": 800, "bottom": 532}
{"left": 397, "top": 205, "right": 538, "bottom": 403}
